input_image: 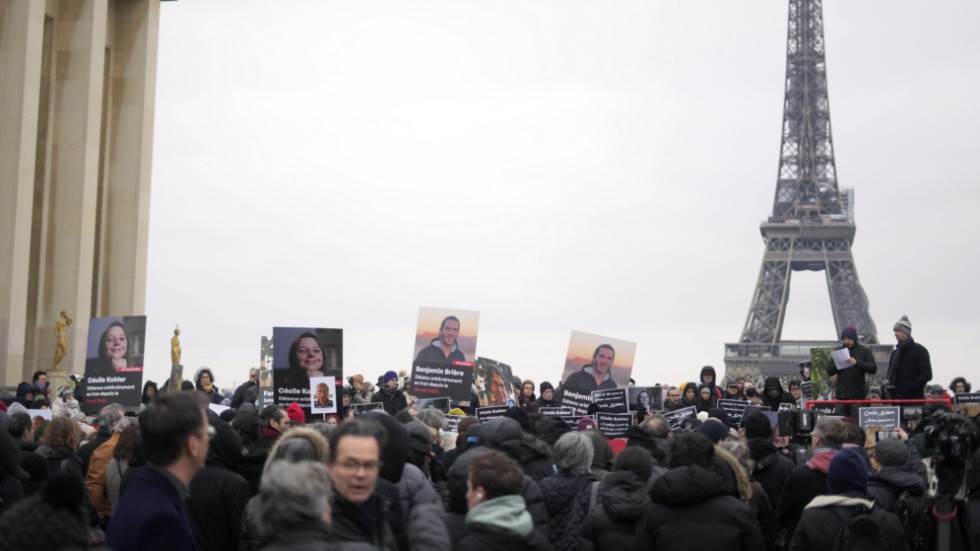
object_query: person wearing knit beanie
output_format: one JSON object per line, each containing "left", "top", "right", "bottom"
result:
{"left": 874, "top": 437, "right": 910, "bottom": 468}
{"left": 698, "top": 418, "right": 730, "bottom": 444}
{"left": 829, "top": 323, "right": 879, "bottom": 418}
{"left": 885, "top": 314, "right": 933, "bottom": 400}
{"left": 286, "top": 402, "right": 306, "bottom": 425}
{"left": 576, "top": 416, "right": 597, "bottom": 432}
{"left": 742, "top": 412, "right": 773, "bottom": 440}
{"left": 826, "top": 448, "right": 869, "bottom": 494}
{"left": 382, "top": 370, "right": 399, "bottom": 387}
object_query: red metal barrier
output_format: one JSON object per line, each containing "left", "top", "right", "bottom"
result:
{"left": 805, "top": 398, "right": 951, "bottom": 410}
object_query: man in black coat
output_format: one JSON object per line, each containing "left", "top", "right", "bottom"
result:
{"left": 371, "top": 371, "right": 408, "bottom": 416}
{"left": 187, "top": 416, "right": 252, "bottom": 551}
{"left": 775, "top": 417, "right": 847, "bottom": 544}
{"left": 230, "top": 369, "right": 259, "bottom": 409}
{"left": 790, "top": 448, "right": 908, "bottom": 550}
{"left": 885, "top": 315, "right": 932, "bottom": 400}
{"left": 744, "top": 413, "right": 795, "bottom": 550}
{"left": 827, "top": 325, "right": 878, "bottom": 418}
{"left": 635, "top": 432, "right": 764, "bottom": 550}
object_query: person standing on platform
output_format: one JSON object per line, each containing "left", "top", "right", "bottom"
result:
{"left": 827, "top": 325, "right": 877, "bottom": 418}
{"left": 885, "top": 316, "right": 932, "bottom": 400}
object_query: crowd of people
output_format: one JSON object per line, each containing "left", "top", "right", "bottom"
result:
{"left": 0, "top": 318, "right": 978, "bottom": 550}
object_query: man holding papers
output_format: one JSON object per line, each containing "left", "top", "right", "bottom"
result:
{"left": 826, "top": 325, "right": 878, "bottom": 418}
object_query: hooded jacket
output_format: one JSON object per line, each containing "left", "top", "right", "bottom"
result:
{"left": 479, "top": 417, "right": 553, "bottom": 482}
{"left": 636, "top": 465, "right": 765, "bottom": 551}
{"left": 456, "top": 495, "right": 553, "bottom": 551}
{"left": 790, "top": 493, "right": 908, "bottom": 551}
{"left": 444, "top": 445, "right": 549, "bottom": 549}
{"left": 700, "top": 366, "right": 724, "bottom": 400}
{"left": 760, "top": 377, "right": 794, "bottom": 411}
{"left": 580, "top": 471, "right": 650, "bottom": 551}
{"left": 866, "top": 466, "right": 928, "bottom": 512}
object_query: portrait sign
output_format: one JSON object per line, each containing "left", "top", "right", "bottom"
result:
{"left": 80, "top": 315, "right": 147, "bottom": 414}
{"left": 663, "top": 406, "right": 697, "bottom": 430}
{"left": 272, "top": 327, "right": 343, "bottom": 418}
{"left": 310, "top": 376, "right": 337, "bottom": 414}
{"left": 413, "top": 306, "right": 479, "bottom": 365}
{"left": 560, "top": 330, "right": 636, "bottom": 394}
{"left": 474, "top": 357, "right": 516, "bottom": 407}
{"left": 627, "top": 386, "right": 663, "bottom": 413}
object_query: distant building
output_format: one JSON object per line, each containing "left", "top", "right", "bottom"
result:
{"left": 0, "top": 1, "right": 167, "bottom": 384}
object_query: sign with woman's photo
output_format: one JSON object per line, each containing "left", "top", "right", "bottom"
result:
{"left": 272, "top": 327, "right": 343, "bottom": 417}
{"left": 628, "top": 386, "right": 662, "bottom": 413}
{"left": 80, "top": 316, "right": 147, "bottom": 413}
{"left": 310, "top": 376, "right": 337, "bottom": 414}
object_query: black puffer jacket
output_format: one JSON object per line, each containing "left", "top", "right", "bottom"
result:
{"left": 580, "top": 471, "right": 649, "bottom": 551}
{"left": 867, "top": 466, "right": 928, "bottom": 512}
{"left": 480, "top": 417, "right": 554, "bottom": 482}
{"left": 538, "top": 471, "right": 597, "bottom": 551}
{"left": 635, "top": 465, "right": 764, "bottom": 551}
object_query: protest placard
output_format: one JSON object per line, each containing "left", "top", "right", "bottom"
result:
{"left": 858, "top": 406, "right": 901, "bottom": 431}
{"left": 476, "top": 405, "right": 509, "bottom": 421}
{"left": 740, "top": 405, "right": 771, "bottom": 428}
{"left": 411, "top": 362, "right": 474, "bottom": 403}
{"left": 596, "top": 412, "right": 633, "bottom": 438}
{"left": 591, "top": 388, "right": 628, "bottom": 413}
{"left": 718, "top": 399, "right": 749, "bottom": 426}
{"left": 539, "top": 406, "right": 575, "bottom": 417}
{"left": 628, "top": 386, "right": 662, "bottom": 412}
{"left": 81, "top": 315, "right": 147, "bottom": 414}
{"left": 664, "top": 406, "right": 697, "bottom": 430}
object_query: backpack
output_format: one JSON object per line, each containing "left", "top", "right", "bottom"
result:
{"left": 830, "top": 505, "right": 888, "bottom": 551}
{"left": 893, "top": 490, "right": 934, "bottom": 551}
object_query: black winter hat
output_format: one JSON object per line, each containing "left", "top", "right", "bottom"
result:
{"left": 405, "top": 421, "right": 432, "bottom": 455}
{"left": 699, "top": 418, "right": 730, "bottom": 444}
{"left": 875, "top": 438, "right": 909, "bottom": 467}
{"left": 827, "top": 448, "right": 869, "bottom": 494}
{"left": 707, "top": 408, "right": 732, "bottom": 428}
{"left": 539, "top": 381, "right": 554, "bottom": 394}
{"left": 743, "top": 412, "right": 773, "bottom": 440}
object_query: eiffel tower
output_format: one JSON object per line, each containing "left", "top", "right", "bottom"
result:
{"left": 724, "top": 0, "right": 891, "bottom": 379}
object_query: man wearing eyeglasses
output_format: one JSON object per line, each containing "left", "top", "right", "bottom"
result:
{"left": 327, "top": 418, "right": 397, "bottom": 550}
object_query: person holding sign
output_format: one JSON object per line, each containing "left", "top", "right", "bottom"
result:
{"left": 564, "top": 344, "right": 618, "bottom": 392}
{"left": 415, "top": 315, "right": 466, "bottom": 365}
{"left": 826, "top": 325, "right": 878, "bottom": 418}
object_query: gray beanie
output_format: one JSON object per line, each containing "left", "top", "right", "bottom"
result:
{"left": 875, "top": 437, "right": 910, "bottom": 467}
{"left": 893, "top": 315, "right": 912, "bottom": 336}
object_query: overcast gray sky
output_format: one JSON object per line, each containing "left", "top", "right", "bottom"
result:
{"left": 143, "top": 0, "right": 979, "bottom": 392}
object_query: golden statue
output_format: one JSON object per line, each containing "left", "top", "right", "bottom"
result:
{"left": 53, "top": 311, "right": 73, "bottom": 371}
{"left": 171, "top": 326, "right": 181, "bottom": 366}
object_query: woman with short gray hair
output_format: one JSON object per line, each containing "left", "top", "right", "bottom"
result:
{"left": 255, "top": 461, "right": 334, "bottom": 550}
{"left": 538, "top": 431, "right": 597, "bottom": 551}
